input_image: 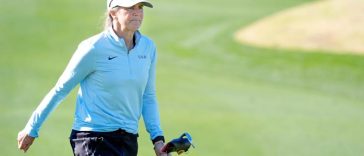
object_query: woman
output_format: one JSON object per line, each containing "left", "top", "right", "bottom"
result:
{"left": 17, "top": 0, "right": 170, "bottom": 155}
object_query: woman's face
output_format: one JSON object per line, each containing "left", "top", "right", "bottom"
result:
{"left": 111, "top": 3, "right": 144, "bottom": 32}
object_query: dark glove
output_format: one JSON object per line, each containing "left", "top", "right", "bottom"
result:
{"left": 161, "top": 132, "right": 195, "bottom": 155}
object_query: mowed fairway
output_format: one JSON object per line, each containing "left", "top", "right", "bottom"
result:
{"left": 1, "top": 0, "right": 364, "bottom": 156}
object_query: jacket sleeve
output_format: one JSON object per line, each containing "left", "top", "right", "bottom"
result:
{"left": 142, "top": 46, "right": 164, "bottom": 141}
{"left": 23, "top": 41, "right": 95, "bottom": 137}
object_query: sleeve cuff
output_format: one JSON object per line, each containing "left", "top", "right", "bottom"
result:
{"left": 152, "top": 136, "right": 165, "bottom": 144}
{"left": 24, "top": 126, "right": 39, "bottom": 138}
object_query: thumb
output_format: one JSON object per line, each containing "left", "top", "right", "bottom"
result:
{"left": 17, "top": 131, "right": 25, "bottom": 148}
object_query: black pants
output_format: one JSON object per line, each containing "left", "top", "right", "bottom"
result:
{"left": 69, "top": 129, "right": 138, "bottom": 156}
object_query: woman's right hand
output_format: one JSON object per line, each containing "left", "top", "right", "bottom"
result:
{"left": 17, "top": 130, "right": 35, "bottom": 153}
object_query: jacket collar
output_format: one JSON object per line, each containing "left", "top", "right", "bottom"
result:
{"left": 106, "top": 27, "right": 142, "bottom": 46}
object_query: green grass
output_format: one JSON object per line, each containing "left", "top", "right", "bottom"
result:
{"left": 1, "top": 0, "right": 364, "bottom": 155}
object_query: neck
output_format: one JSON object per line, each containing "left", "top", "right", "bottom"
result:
{"left": 112, "top": 24, "right": 135, "bottom": 50}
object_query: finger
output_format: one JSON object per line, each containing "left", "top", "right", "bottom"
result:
{"left": 21, "top": 141, "right": 32, "bottom": 153}
{"left": 19, "top": 141, "right": 27, "bottom": 150}
{"left": 155, "top": 150, "right": 164, "bottom": 156}
{"left": 18, "top": 138, "right": 25, "bottom": 149}
{"left": 17, "top": 139, "right": 22, "bottom": 149}
{"left": 17, "top": 132, "right": 24, "bottom": 148}
{"left": 165, "top": 152, "right": 172, "bottom": 156}
{"left": 159, "top": 152, "right": 168, "bottom": 156}
{"left": 19, "top": 137, "right": 31, "bottom": 150}
{"left": 20, "top": 143, "right": 27, "bottom": 152}
{"left": 23, "top": 143, "right": 31, "bottom": 153}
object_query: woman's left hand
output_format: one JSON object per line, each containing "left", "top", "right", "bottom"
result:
{"left": 154, "top": 141, "right": 171, "bottom": 156}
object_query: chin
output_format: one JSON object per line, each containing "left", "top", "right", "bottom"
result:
{"left": 130, "top": 26, "right": 141, "bottom": 32}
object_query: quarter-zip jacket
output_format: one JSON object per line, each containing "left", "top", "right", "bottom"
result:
{"left": 23, "top": 28, "right": 163, "bottom": 140}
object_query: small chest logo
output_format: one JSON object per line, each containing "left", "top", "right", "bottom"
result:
{"left": 138, "top": 55, "right": 147, "bottom": 59}
{"left": 108, "top": 56, "right": 117, "bottom": 60}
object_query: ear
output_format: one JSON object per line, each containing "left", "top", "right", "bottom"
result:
{"left": 109, "top": 9, "right": 118, "bottom": 19}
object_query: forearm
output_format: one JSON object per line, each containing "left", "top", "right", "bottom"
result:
{"left": 142, "top": 96, "right": 164, "bottom": 140}
{"left": 23, "top": 86, "right": 70, "bottom": 137}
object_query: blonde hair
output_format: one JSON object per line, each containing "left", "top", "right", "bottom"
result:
{"left": 104, "top": 13, "right": 113, "bottom": 30}
{"left": 104, "top": 7, "right": 119, "bottom": 30}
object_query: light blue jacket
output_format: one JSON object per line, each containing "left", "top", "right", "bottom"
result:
{"left": 23, "top": 28, "right": 163, "bottom": 140}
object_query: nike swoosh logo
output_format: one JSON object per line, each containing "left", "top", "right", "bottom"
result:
{"left": 108, "top": 56, "right": 117, "bottom": 60}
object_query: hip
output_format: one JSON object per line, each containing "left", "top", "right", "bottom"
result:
{"left": 69, "top": 129, "right": 138, "bottom": 156}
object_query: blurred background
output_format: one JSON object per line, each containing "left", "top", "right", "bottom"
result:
{"left": 1, "top": 0, "right": 364, "bottom": 155}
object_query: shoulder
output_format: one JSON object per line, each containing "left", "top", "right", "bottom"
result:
{"left": 76, "top": 32, "right": 110, "bottom": 56}
{"left": 78, "top": 32, "right": 105, "bottom": 49}
{"left": 69, "top": 33, "right": 104, "bottom": 61}
{"left": 139, "top": 33, "right": 156, "bottom": 49}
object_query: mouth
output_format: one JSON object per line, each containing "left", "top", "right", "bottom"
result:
{"left": 130, "top": 18, "right": 142, "bottom": 21}
{"left": 129, "top": 19, "right": 141, "bottom": 23}
{"left": 130, "top": 20, "right": 142, "bottom": 25}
